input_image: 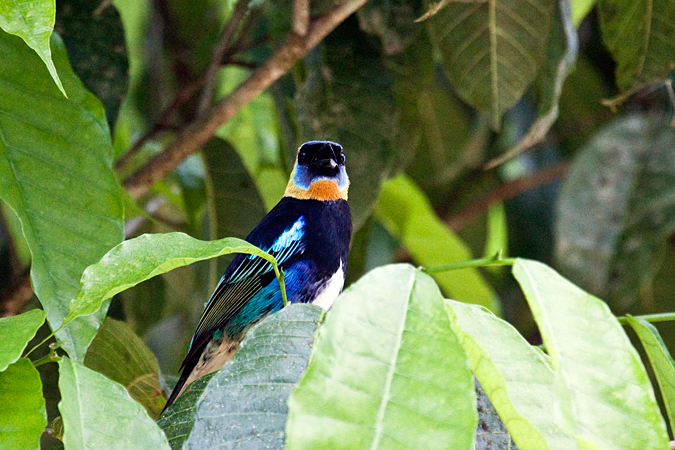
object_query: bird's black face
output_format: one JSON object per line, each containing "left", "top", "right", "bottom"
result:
{"left": 297, "top": 141, "right": 345, "bottom": 178}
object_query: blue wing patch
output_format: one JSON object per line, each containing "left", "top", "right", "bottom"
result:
{"left": 187, "top": 216, "right": 306, "bottom": 353}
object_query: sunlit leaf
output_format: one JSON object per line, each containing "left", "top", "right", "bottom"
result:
{"left": 0, "top": 0, "right": 65, "bottom": 95}
{"left": 425, "top": 0, "right": 556, "bottom": 128}
{"left": 0, "top": 30, "right": 124, "bottom": 360}
{"left": 626, "top": 315, "right": 675, "bottom": 436}
{"left": 513, "top": 258, "right": 669, "bottom": 450}
{"left": 167, "top": 304, "right": 323, "bottom": 450}
{"left": 598, "top": 0, "right": 675, "bottom": 90}
{"left": 570, "top": 0, "right": 598, "bottom": 25}
{"left": 555, "top": 115, "right": 675, "bottom": 310}
{"left": 58, "top": 357, "right": 170, "bottom": 449}
{"left": 0, "top": 358, "right": 46, "bottom": 450}
{"left": 63, "top": 233, "right": 276, "bottom": 327}
{"left": 375, "top": 174, "right": 499, "bottom": 313}
{"left": 84, "top": 317, "right": 165, "bottom": 419}
{"left": 0, "top": 309, "right": 46, "bottom": 372}
{"left": 287, "top": 264, "right": 476, "bottom": 450}
{"left": 446, "top": 300, "right": 576, "bottom": 450}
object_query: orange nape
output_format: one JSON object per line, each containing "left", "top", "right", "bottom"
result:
{"left": 284, "top": 179, "right": 348, "bottom": 201}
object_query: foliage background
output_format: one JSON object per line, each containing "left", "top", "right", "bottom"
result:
{"left": 0, "top": 0, "right": 674, "bottom": 448}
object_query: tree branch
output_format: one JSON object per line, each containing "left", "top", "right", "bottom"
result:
{"left": 196, "top": 0, "right": 250, "bottom": 118}
{"left": 447, "top": 163, "right": 569, "bottom": 231}
{"left": 123, "top": 0, "right": 368, "bottom": 199}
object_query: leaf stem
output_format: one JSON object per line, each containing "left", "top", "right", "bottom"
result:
{"left": 423, "top": 251, "right": 515, "bottom": 274}
{"left": 31, "top": 343, "right": 61, "bottom": 367}
{"left": 617, "top": 312, "right": 675, "bottom": 325}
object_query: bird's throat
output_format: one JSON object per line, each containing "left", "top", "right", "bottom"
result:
{"left": 285, "top": 179, "right": 348, "bottom": 201}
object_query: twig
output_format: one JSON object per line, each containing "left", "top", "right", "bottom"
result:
{"left": 292, "top": 0, "right": 310, "bottom": 37}
{"left": 447, "top": 163, "right": 569, "bottom": 231}
{"left": 197, "top": 0, "right": 251, "bottom": 118}
{"left": 123, "top": 0, "right": 369, "bottom": 199}
{"left": 115, "top": 80, "right": 202, "bottom": 171}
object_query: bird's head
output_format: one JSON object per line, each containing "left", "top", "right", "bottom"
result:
{"left": 284, "top": 141, "right": 349, "bottom": 201}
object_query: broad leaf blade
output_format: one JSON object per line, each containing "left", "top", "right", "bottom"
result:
{"left": 598, "top": 0, "right": 675, "bottom": 90}
{"left": 58, "top": 357, "right": 170, "bottom": 450}
{"left": 184, "top": 304, "right": 322, "bottom": 449}
{"left": 446, "top": 300, "right": 576, "bottom": 450}
{"left": 295, "top": 24, "right": 402, "bottom": 229}
{"left": 64, "top": 233, "right": 273, "bottom": 325}
{"left": 0, "top": 309, "right": 46, "bottom": 371}
{"left": 0, "top": 30, "right": 124, "bottom": 360}
{"left": 626, "top": 315, "right": 675, "bottom": 436}
{"left": 85, "top": 317, "right": 165, "bottom": 418}
{"left": 375, "top": 174, "right": 499, "bottom": 313}
{"left": 555, "top": 115, "right": 675, "bottom": 309}
{"left": 286, "top": 264, "right": 476, "bottom": 450}
{"left": 0, "top": 358, "right": 46, "bottom": 450}
{"left": 513, "top": 258, "right": 669, "bottom": 450}
{"left": 0, "top": 0, "right": 65, "bottom": 95}
{"left": 425, "top": 0, "right": 556, "bottom": 128}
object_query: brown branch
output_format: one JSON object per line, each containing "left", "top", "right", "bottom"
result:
{"left": 115, "top": 80, "right": 202, "bottom": 171}
{"left": 123, "top": 0, "right": 368, "bottom": 199}
{"left": 292, "top": 0, "right": 310, "bottom": 37}
{"left": 447, "top": 163, "right": 569, "bottom": 231}
{"left": 197, "top": 0, "right": 250, "bottom": 118}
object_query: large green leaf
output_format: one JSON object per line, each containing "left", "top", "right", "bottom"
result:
{"left": 286, "top": 264, "right": 476, "bottom": 450}
{"left": 424, "top": 0, "right": 556, "bottom": 128}
{"left": 85, "top": 317, "right": 165, "bottom": 419}
{"left": 555, "top": 115, "right": 675, "bottom": 310}
{"left": 0, "top": 309, "right": 46, "bottom": 371}
{"left": 513, "top": 258, "right": 668, "bottom": 450}
{"left": 0, "top": 358, "right": 46, "bottom": 450}
{"left": 55, "top": 0, "right": 129, "bottom": 125}
{"left": 159, "top": 304, "right": 323, "bottom": 450}
{"left": 63, "top": 233, "right": 277, "bottom": 328}
{"left": 0, "top": 0, "right": 65, "bottom": 95}
{"left": 0, "top": 30, "right": 124, "bottom": 360}
{"left": 295, "top": 22, "right": 403, "bottom": 229}
{"left": 490, "top": 0, "right": 578, "bottom": 167}
{"left": 626, "top": 315, "right": 675, "bottom": 436}
{"left": 446, "top": 300, "right": 576, "bottom": 450}
{"left": 598, "top": 0, "right": 675, "bottom": 90}
{"left": 202, "top": 138, "right": 266, "bottom": 273}
{"left": 375, "top": 174, "right": 499, "bottom": 313}
{"left": 58, "top": 357, "right": 170, "bottom": 449}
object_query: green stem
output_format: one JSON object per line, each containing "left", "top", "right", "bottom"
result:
{"left": 273, "top": 265, "right": 288, "bottom": 307}
{"left": 423, "top": 251, "right": 515, "bottom": 274}
{"left": 32, "top": 344, "right": 61, "bottom": 367}
{"left": 617, "top": 312, "right": 675, "bottom": 325}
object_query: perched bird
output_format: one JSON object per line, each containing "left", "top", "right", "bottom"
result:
{"left": 162, "top": 140, "right": 352, "bottom": 412}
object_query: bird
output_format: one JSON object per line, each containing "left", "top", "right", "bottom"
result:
{"left": 162, "top": 140, "right": 352, "bottom": 412}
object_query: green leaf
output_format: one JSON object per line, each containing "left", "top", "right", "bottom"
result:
{"left": 513, "top": 258, "right": 669, "bottom": 450}
{"left": 202, "top": 138, "right": 266, "bottom": 273}
{"left": 375, "top": 174, "right": 499, "bottom": 313}
{"left": 286, "top": 264, "right": 476, "bottom": 450}
{"left": 555, "top": 115, "right": 675, "bottom": 310}
{"left": 84, "top": 317, "right": 165, "bottom": 419}
{"left": 159, "top": 304, "right": 323, "bottom": 450}
{"left": 295, "top": 24, "right": 403, "bottom": 229}
{"left": 0, "top": 0, "right": 65, "bottom": 95}
{"left": 0, "top": 30, "right": 124, "bottom": 360}
{"left": 63, "top": 233, "right": 276, "bottom": 328}
{"left": 55, "top": 0, "right": 129, "bottom": 125}
{"left": 424, "top": 0, "right": 556, "bottom": 128}
{"left": 58, "top": 357, "right": 170, "bottom": 449}
{"left": 626, "top": 315, "right": 675, "bottom": 437}
{"left": 571, "top": 0, "right": 598, "bottom": 25}
{"left": 598, "top": 0, "right": 675, "bottom": 90}
{"left": 445, "top": 300, "right": 576, "bottom": 450}
{"left": 0, "top": 358, "right": 46, "bottom": 450}
{"left": 0, "top": 309, "right": 46, "bottom": 372}
{"left": 489, "top": 0, "right": 578, "bottom": 168}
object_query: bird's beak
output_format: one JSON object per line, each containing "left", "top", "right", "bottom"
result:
{"left": 313, "top": 158, "right": 338, "bottom": 170}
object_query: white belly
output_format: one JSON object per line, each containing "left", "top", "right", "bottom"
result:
{"left": 312, "top": 262, "right": 344, "bottom": 310}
